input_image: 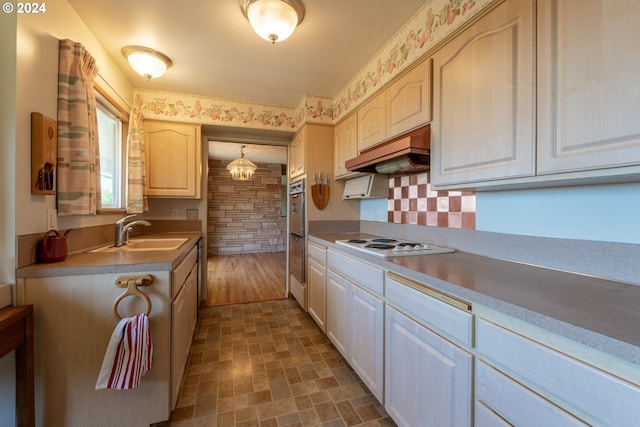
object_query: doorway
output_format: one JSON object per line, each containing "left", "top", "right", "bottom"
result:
{"left": 205, "top": 132, "right": 290, "bottom": 306}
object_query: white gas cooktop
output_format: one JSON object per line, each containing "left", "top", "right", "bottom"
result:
{"left": 335, "top": 238, "right": 455, "bottom": 258}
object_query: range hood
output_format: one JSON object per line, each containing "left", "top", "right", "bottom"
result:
{"left": 345, "top": 125, "right": 430, "bottom": 174}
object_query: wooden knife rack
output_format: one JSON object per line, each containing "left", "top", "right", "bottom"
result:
{"left": 31, "top": 112, "right": 57, "bottom": 195}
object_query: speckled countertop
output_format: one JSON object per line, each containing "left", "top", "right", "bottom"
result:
{"left": 17, "top": 232, "right": 202, "bottom": 278}
{"left": 310, "top": 232, "right": 640, "bottom": 367}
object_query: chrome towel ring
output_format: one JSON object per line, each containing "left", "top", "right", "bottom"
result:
{"left": 112, "top": 275, "right": 153, "bottom": 321}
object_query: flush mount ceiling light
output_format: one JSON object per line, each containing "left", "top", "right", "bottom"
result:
{"left": 240, "top": 0, "right": 305, "bottom": 44}
{"left": 227, "top": 145, "right": 258, "bottom": 180}
{"left": 121, "top": 46, "right": 172, "bottom": 81}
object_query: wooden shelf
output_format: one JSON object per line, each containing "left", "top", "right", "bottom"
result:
{"left": 0, "top": 305, "right": 35, "bottom": 427}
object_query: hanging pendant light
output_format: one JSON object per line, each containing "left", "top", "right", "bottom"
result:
{"left": 227, "top": 145, "right": 257, "bottom": 180}
{"left": 240, "top": 0, "right": 305, "bottom": 44}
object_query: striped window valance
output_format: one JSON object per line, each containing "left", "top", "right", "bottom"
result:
{"left": 57, "top": 39, "right": 101, "bottom": 216}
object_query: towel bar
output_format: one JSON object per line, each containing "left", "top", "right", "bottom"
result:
{"left": 113, "top": 275, "right": 153, "bottom": 321}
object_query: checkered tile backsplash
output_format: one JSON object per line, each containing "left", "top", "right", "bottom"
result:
{"left": 387, "top": 173, "right": 476, "bottom": 229}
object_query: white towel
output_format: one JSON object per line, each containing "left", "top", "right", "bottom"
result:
{"left": 96, "top": 313, "right": 153, "bottom": 390}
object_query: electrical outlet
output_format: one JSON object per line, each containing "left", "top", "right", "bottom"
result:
{"left": 47, "top": 208, "right": 58, "bottom": 230}
{"left": 170, "top": 209, "right": 180, "bottom": 219}
{"left": 187, "top": 209, "right": 198, "bottom": 220}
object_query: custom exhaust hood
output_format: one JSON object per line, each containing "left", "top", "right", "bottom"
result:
{"left": 345, "top": 125, "right": 430, "bottom": 174}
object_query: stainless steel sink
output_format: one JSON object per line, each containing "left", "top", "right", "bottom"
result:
{"left": 90, "top": 237, "right": 189, "bottom": 253}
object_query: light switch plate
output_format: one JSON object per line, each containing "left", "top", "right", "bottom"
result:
{"left": 187, "top": 209, "right": 198, "bottom": 220}
{"left": 47, "top": 208, "right": 58, "bottom": 230}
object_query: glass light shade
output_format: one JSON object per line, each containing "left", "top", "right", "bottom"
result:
{"left": 247, "top": 0, "right": 299, "bottom": 43}
{"left": 227, "top": 147, "right": 257, "bottom": 180}
{"left": 121, "top": 46, "right": 172, "bottom": 80}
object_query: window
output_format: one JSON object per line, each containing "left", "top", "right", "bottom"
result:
{"left": 95, "top": 85, "right": 128, "bottom": 210}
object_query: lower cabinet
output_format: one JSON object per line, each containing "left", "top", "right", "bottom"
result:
{"left": 326, "top": 252, "right": 384, "bottom": 403}
{"left": 170, "top": 260, "right": 198, "bottom": 409}
{"left": 348, "top": 282, "right": 384, "bottom": 402}
{"left": 318, "top": 246, "right": 640, "bottom": 426}
{"left": 475, "top": 361, "right": 587, "bottom": 426}
{"left": 18, "top": 272, "right": 173, "bottom": 426}
{"left": 325, "top": 270, "right": 351, "bottom": 359}
{"left": 307, "top": 242, "right": 327, "bottom": 332}
{"left": 477, "top": 317, "right": 640, "bottom": 426}
{"left": 385, "top": 305, "right": 472, "bottom": 427}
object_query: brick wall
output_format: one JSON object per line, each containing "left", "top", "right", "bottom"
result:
{"left": 208, "top": 159, "right": 286, "bottom": 255}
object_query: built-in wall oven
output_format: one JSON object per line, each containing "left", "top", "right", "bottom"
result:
{"left": 288, "top": 179, "right": 305, "bottom": 289}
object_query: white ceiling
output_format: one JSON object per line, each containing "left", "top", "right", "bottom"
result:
{"left": 208, "top": 141, "right": 287, "bottom": 164}
{"left": 68, "top": 0, "right": 426, "bottom": 106}
{"left": 67, "top": 0, "right": 427, "bottom": 162}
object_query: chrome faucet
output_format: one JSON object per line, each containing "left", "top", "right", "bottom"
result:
{"left": 114, "top": 214, "right": 151, "bottom": 247}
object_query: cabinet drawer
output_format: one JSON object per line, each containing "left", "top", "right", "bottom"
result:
{"left": 474, "top": 402, "right": 511, "bottom": 427}
{"left": 386, "top": 272, "right": 472, "bottom": 347}
{"left": 478, "top": 319, "right": 640, "bottom": 426}
{"left": 308, "top": 242, "right": 326, "bottom": 264}
{"left": 476, "top": 361, "right": 587, "bottom": 426}
{"left": 327, "top": 249, "right": 383, "bottom": 296}
{"left": 171, "top": 246, "right": 197, "bottom": 299}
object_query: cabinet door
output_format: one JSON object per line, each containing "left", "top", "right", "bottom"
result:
{"left": 171, "top": 263, "right": 198, "bottom": 409}
{"left": 431, "top": 0, "right": 535, "bottom": 187}
{"left": 357, "top": 91, "right": 387, "bottom": 151}
{"left": 289, "top": 131, "right": 305, "bottom": 179}
{"left": 386, "top": 59, "right": 432, "bottom": 137}
{"left": 144, "top": 121, "right": 202, "bottom": 198}
{"left": 385, "top": 306, "right": 472, "bottom": 427}
{"left": 307, "top": 257, "right": 326, "bottom": 332}
{"left": 326, "top": 271, "right": 350, "bottom": 358}
{"left": 349, "top": 284, "right": 384, "bottom": 403}
{"left": 334, "top": 113, "right": 358, "bottom": 178}
{"left": 537, "top": 0, "right": 640, "bottom": 174}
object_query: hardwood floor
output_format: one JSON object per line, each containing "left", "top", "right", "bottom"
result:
{"left": 207, "top": 252, "right": 287, "bottom": 306}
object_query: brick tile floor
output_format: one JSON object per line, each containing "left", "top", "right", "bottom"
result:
{"left": 160, "top": 299, "right": 396, "bottom": 426}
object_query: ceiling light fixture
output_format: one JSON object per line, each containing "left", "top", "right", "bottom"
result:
{"left": 240, "top": 0, "right": 305, "bottom": 44}
{"left": 227, "top": 145, "right": 258, "bottom": 180}
{"left": 121, "top": 46, "right": 172, "bottom": 81}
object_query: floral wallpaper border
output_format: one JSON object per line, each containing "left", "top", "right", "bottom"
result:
{"left": 133, "top": 0, "right": 494, "bottom": 131}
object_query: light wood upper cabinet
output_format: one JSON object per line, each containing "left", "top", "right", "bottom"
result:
{"left": 357, "top": 91, "right": 387, "bottom": 152}
{"left": 430, "top": 0, "right": 535, "bottom": 187}
{"left": 537, "top": 0, "right": 640, "bottom": 174}
{"left": 288, "top": 130, "right": 306, "bottom": 179}
{"left": 334, "top": 113, "right": 358, "bottom": 178}
{"left": 386, "top": 58, "right": 432, "bottom": 137}
{"left": 144, "top": 121, "right": 202, "bottom": 198}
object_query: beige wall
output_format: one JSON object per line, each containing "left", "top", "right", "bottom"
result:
{"left": 15, "top": 0, "right": 134, "bottom": 237}
{"left": 3, "top": 4, "right": 135, "bottom": 421}
{"left": 1, "top": 8, "right": 17, "bottom": 426}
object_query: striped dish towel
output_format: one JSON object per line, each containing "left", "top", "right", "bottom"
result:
{"left": 96, "top": 313, "right": 153, "bottom": 390}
